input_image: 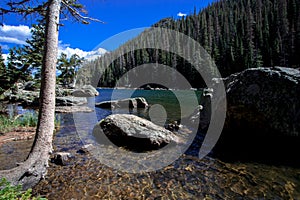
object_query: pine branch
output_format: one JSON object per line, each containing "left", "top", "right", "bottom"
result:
{"left": 7, "top": 0, "right": 31, "bottom": 6}
{"left": 0, "top": 2, "right": 48, "bottom": 16}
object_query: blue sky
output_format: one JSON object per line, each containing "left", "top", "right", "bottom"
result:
{"left": 0, "top": 0, "right": 214, "bottom": 59}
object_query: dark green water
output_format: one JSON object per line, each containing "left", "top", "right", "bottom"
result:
{"left": 94, "top": 88, "right": 202, "bottom": 124}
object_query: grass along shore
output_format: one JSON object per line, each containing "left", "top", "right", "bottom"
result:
{"left": 0, "top": 112, "right": 60, "bottom": 143}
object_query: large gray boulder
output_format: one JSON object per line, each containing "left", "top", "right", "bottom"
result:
{"left": 95, "top": 97, "right": 148, "bottom": 109}
{"left": 212, "top": 67, "right": 300, "bottom": 163}
{"left": 71, "top": 85, "right": 99, "bottom": 97}
{"left": 222, "top": 67, "right": 300, "bottom": 137}
{"left": 93, "top": 114, "right": 179, "bottom": 151}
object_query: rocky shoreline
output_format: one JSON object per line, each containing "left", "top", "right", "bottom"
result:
{"left": 0, "top": 67, "right": 300, "bottom": 199}
{"left": 0, "top": 127, "right": 35, "bottom": 145}
{"left": 1, "top": 84, "right": 99, "bottom": 113}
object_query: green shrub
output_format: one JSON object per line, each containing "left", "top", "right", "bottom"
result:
{"left": 17, "top": 113, "right": 38, "bottom": 127}
{"left": 0, "top": 115, "right": 15, "bottom": 133}
{"left": 0, "top": 178, "right": 46, "bottom": 200}
{"left": 0, "top": 111, "right": 61, "bottom": 134}
{"left": 0, "top": 112, "right": 38, "bottom": 133}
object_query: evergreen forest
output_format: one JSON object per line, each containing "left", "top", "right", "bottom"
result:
{"left": 80, "top": 0, "right": 300, "bottom": 88}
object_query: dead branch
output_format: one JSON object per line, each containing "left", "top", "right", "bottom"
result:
{"left": 61, "top": 0, "right": 105, "bottom": 24}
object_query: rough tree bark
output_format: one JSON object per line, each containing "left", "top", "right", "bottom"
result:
{"left": 0, "top": 0, "right": 61, "bottom": 189}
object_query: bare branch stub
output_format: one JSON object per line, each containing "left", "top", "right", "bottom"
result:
{"left": 61, "top": 0, "right": 105, "bottom": 24}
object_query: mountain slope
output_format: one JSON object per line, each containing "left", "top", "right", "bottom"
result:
{"left": 80, "top": 0, "right": 300, "bottom": 87}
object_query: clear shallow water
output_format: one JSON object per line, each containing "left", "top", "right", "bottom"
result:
{"left": 1, "top": 89, "right": 299, "bottom": 199}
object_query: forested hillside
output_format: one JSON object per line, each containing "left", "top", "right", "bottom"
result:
{"left": 81, "top": 0, "right": 300, "bottom": 88}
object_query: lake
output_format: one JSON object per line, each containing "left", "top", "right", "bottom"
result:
{"left": 94, "top": 88, "right": 202, "bottom": 123}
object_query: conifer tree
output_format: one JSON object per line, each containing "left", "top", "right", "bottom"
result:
{"left": 0, "top": 0, "right": 103, "bottom": 189}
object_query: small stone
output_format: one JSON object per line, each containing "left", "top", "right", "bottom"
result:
{"left": 51, "top": 152, "right": 73, "bottom": 166}
{"left": 77, "top": 144, "right": 93, "bottom": 154}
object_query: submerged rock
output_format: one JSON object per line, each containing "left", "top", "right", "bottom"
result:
{"left": 93, "top": 114, "right": 179, "bottom": 151}
{"left": 95, "top": 97, "right": 148, "bottom": 109}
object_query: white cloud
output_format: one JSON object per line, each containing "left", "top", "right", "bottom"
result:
{"left": 0, "top": 36, "right": 28, "bottom": 45}
{"left": 0, "top": 24, "right": 31, "bottom": 45}
{"left": 0, "top": 24, "right": 107, "bottom": 63}
{"left": 1, "top": 45, "right": 107, "bottom": 65}
{"left": 58, "top": 45, "right": 108, "bottom": 61}
{"left": 177, "top": 12, "right": 187, "bottom": 17}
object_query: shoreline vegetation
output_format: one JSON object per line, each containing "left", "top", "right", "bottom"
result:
{"left": 0, "top": 113, "right": 38, "bottom": 134}
{"left": 0, "top": 178, "right": 46, "bottom": 200}
{"left": 0, "top": 112, "right": 60, "bottom": 145}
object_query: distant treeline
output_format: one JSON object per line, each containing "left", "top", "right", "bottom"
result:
{"left": 79, "top": 0, "right": 300, "bottom": 88}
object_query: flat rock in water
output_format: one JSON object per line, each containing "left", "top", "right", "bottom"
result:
{"left": 72, "top": 85, "right": 99, "bottom": 97}
{"left": 55, "top": 96, "right": 87, "bottom": 106}
{"left": 93, "top": 114, "right": 179, "bottom": 151}
{"left": 95, "top": 97, "right": 148, "bottom": 109}
{"left": 55, "top": 106, "right": 93, "bottom": 113}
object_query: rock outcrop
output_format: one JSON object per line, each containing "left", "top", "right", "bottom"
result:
{"left": 4, "top": 90, "right": 40, "bottom": 107}
{"left": 93, "top": 114, "right": 179, "bottom": 151}
{"left": 4, "top": 84, "right": 93, "bottom": 108}
{"left": 222, "top": 67, "right": 300, "bottom": 137}
{"left": 213, "top": 67, "right": 300, "bottom": 164}
{"left": 95, "top": 97, "right": 148, "bottom": 109}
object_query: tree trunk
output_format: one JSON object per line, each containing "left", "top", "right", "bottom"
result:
{"left": 0, "top": 0, "right": 61, "bottom": 189}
